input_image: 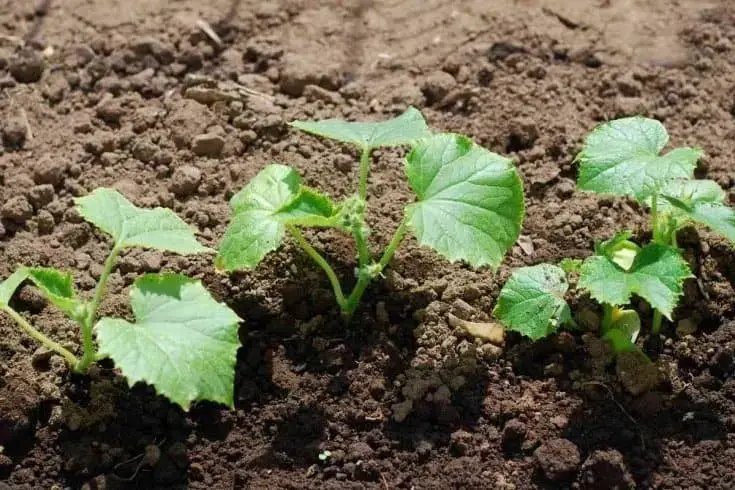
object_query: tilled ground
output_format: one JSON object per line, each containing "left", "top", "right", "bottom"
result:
{"left": 1, "top": 0, "right": 735, "bottom": 488}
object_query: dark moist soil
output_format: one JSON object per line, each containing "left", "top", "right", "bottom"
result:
{"left": 1, "top": 0, "right": 735, "bottom": 488}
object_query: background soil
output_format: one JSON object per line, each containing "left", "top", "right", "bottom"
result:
{"left": 1, "top": 0, "right": 735, "bottom": 488}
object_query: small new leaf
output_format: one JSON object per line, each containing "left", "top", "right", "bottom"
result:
{"left": 579, "top": 244, "right": 692, "bottom": 319}
{"left": 24, "top": 267, "right": 82, "bottom": 317}
{"left": 493, "top": 264, "right": 571, "bottom": 340}
{"left": 595, "top": 231, "right": 640, "bottom": 271}
{"left": 96, "top": 273, "right": 241, "bottom": 411}
{"left": 0, "top": 269, "right": 29, "bottom": 307}
{"left": 290, "top": 107, "right": 430, "bottom": 151}
{"left": 405, "top": 133, "right": 524, "bottom": 269}
{"left": 216, "top": 165, "right": 337, "bottom": 271}
{"left": 602, "top": 307, "right": 641, "bottom": 354}
{"left": 576, "top": 117, "right": 702, "bottom": 201}
{"left": 75, "top": 188, "right": 210, "bottom": 255}
{"left": 661, "top": 179, "right": 735, "bottom": 243}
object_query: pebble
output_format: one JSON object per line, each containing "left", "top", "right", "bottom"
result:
{"left": 191, "top": 133, "right": 225, "bottom": 157}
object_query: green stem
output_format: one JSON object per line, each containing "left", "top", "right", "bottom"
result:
{"left": 2, "top": 306, "right": 79, "bottom": 367}
{"left": 353, "top": 222, "right": 371, "bottom": 269}
{"left": 287, "top": 225, "right": 347, "bottom": 309}
{"left": 342, "top": 219, "right": 409, "bottom": 319}
{"left": 358, "top": 147, "right": 371, "bottom": 201}
{"left": 75, "top": 245, "right": 121, "bottom": 373}
{"left": 650, "top": 194, "right": 659, "bottom": 243}
{"left": 652, "top": 310, "right": 663, "bottom": 335}
{"left": 377, "top": 219, "right": 408, "bottom": 270}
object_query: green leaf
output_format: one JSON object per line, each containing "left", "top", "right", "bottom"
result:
{"left": 290, "top": 107, "right": 430, "bottom": 150}
{"left": 493, "top": 264, "right": 571, "bottom": 340}
{"left": 24, "top": 267, "right": 83, "bottom": 317}
{"left": 95, "top": 273, "right": 241, "bottom": 411}
{"left": 0, "top": 269, "right": 29, "bottom": 307}
{"left": 75, "top": 188, "right": 210, "bottom": 255}
{"left": 602, "top": 307, "right": 641, "bottom": 354}
{"left": 216, "top": 165, "right": 338, "bottom": 271}
{"left": 595, "top": 231, "right": 640, "bottom": 271}
{"left": 576, "top": 117, "right": 702, "bottom": 201}
{"left": 579, "top": 244, "right": 692, "bottom": 319}
{"left": 660, "top": 179, "right": 735, "bottom": 243}
{"left": 405, "top": 133, "right": 524, "bottom": 269}
{"left": 559, "top": 258, "right": 582, "bottom": 274}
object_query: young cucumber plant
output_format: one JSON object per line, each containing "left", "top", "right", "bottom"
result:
{"left": 0, "top": 188, "right": 241, "bottom": 410}
{"left": 495, "top": 117, "right": 735, "bottom": 353}
{"left": 216, "top": 107, "right": 525, "bottom": 319}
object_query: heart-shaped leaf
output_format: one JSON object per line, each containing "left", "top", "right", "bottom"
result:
{"left": 660, "top": 179, "right": 735, "bottom": 243}
{"left": 25, "top": 267, "right": 83, "bottom": 318}
{"left": 493, "top": 264, "right": 571, "bottom": 340}
{"left": 96, "top": 273, "right": 242, "bottom": 411}
{"left": 75, "top": 188, "right": 210, "bottom": 254}
{"left": 576, "top": 117, "right": 702, "bottom": 201}
{"left": 405, "top": 133, "right": 524, "bottom": 269}
{"left": 579, "top": 243, "right": 692, "bottom": 319}
{"left": 290, "top": 107, "right": 430, "bottom": 150}
{"left": 216, "top": 165, "right": 338, "bottom": 271}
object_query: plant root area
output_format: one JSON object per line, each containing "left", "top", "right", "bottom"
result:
{"left": 2, "top": 0, "right": 735, "bottom": 488}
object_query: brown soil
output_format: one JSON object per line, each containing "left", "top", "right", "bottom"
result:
{"left": 1, "top": 0, "right": 735, "bottom": 488}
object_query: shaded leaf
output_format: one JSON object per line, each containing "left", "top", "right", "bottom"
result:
{"left": 0, "top": 269, "right": 29, "bottom": 307}
{"left": 25, "top": 267, "right": 83, "bottom": 317}
{"left": 661, "top": 179, "right": 735, "bottom": 243}
{"left": 493, "top": 264, "right": 571, "bottom": 340}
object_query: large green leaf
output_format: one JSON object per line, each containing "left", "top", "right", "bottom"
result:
{"left": 75, "top": 188, "right": 210, "bottom": 255}
{"left": 216, "top": 165, "right": 338, "bottom": 271}
{"left": 25, "top": 267, "right": 83, "bottom": 318}
{"left": 660, "top": 179, "right": 735, "bottom": 243}
{"left": 290, "top": 107, "right": 430, "bottom": 150}
{"left": 493, "top": 264, "right": 571, "bottom": 340}
{"left": 95, "top": 273, "right": 241, "bottom": 411}
{"left": 579, "top": 243, "right": 692, "bottom": 319}
{"left": 405, "top": 133, "right": 524, "bottom": 268}
{"left": 576, "top": 117, "right": 702, "bottom": 201}
{"left": 0, "top": 269, "right": 29, "bottom": 307}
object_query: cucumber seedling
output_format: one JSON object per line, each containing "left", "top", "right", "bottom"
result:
{"left": 495, "top": 117, "right": 735, "bottom": 353}
{"left": 216, "top": 108, "right": 525, "bottom": 319}
{"left": 0, "top": 188, "right": 241, "bottom": 410}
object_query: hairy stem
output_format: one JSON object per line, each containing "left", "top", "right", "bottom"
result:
{"left": 650, "top": 194, "right": 659, "bottom": 243}
{"left": 287, "top": 225, "right": 347, "bottom": 309}
{"left": 2, "top": 306, "right": 79, "bottom": 367}
{"left": 353, "top": 222, "right": 371, "bottom": 269}
{"left": 358, "top": 147, "right": 371, "bottom": 201}
{"left": 342, "top": 219, "right": 409, "bottom": 320}
{"left": 378, "top": 218, "right": 408, "bottom": 270}
{"left": 75, "top": 245, "right": 121, "bottom": 373}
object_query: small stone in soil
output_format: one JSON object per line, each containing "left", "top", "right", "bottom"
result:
{"left": 0, "top": 377, "right": 40, "bottom": 447}
{"left": 534, "top": 438, "right": 581, "bottom": 481}
{"left": 502, "top": 418, "right": 527, "bottom": 451}
{"left": 580, "top": 449, "right": 635, "bottom": 489}
{"left": 10, "top": 49, "right": 45, "bottom": 83}
{"left": 616, "top": 350, "right": 660, "bottom": 396}
{"left": 169, "top": 165, "right": 202, "bottom": 197}
{"left": 191, "top": 133, "right": 225, "bottom": 157}
{"left": 1, "top": 116, "right": 26, "bottom": 148}
{"left": 1, "top": 196, "right": 34, "bottom": 223}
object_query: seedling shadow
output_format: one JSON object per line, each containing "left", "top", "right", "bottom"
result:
{"left": 54, "top": 372, "right": 193, "bottom": 488}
